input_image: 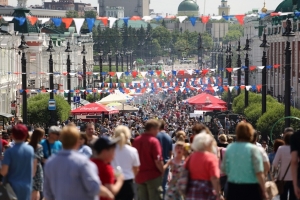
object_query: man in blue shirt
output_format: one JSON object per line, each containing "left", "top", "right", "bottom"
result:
{"left": 41, "top": 126, "right": 62, "bottom": 161}
{"left": 156, "top": 120, "right": 173, "bottom": 198}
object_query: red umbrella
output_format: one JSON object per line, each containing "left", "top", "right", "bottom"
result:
{"left": 71, "top": 103, "right": 119, "bottom": 115}
{"left": 203, "top": 103, "right": 227, "bottom": 111}
{"left": 187, "top": 93, "right": 226, "bottom": 105}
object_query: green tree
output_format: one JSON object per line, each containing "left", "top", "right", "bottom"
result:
{"left": 201, "top": 32, "right": 213, "bottom": 50}
{"left": 27, "top": 94, "right": 70, "bottom": 124}
{"left": 66, "top": 10, "right": 79, "bottom": 18}
{"left": 223, "top": 30, "right": 243, "bottom": 44}
{"left": 84, "top": 11, "right": 97, "bottom": 18}
{"left": 152, "top": 26, "right": 171, "bottom": 50}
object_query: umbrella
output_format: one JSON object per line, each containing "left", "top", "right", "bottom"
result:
{"left": 71, "top": 103, "right": 119, "bottom": 115}
{"left": 98, "top": 93, "right": 128, "bottom": 104}
{"left": 107, "top": 104, "right": 139, "bottom": 112}
{"left": 106, "top": 102, "right": 122, "bottom": 107}
{"left": 187, "top": 93, "right": 226, "bottom": 105}
{"left": 203, "top": 103, "right": 227, "bottom": 111}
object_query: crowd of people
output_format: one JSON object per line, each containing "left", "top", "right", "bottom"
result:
{"left": 0, "top": 93, "right": 299, "bottom": 200}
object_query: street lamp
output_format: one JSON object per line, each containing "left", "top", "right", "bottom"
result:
{"left": 226, "top": 44, "right": 232, "bottom": 109}
{"left": 126, "top": 50, "right": 130, "bottom": 71}
{"left": 236, "top": 40, "right": 242, "bottom": 95}
{"left": 282, "top": 18, "right": 295, "bottom": 127}
{"left": 18, "top": 34, "right": 29, "bottom": 125}
{"left": 108, "top": 50, "right": 112, "bottom": 84}
{"left": 81, "top": 45, "right": 87, "bottom": 100}
{"left": 198, "top": 33, "right": 202, "bottom": 70}
{"left": 259, "top": 32, "right": 270, "bottom": 114}
{"left": 120, "top": 51, "right": 124, "bottom": 72}
{"left": 98, "top": 49, "right": 103, "bottom": 82}
{"left": 46, "top": 39, "right": 55, "bottom": 125}
{"left": 115, "top": 51, "right": 119, "bottom": 83}
{"left": 243, "top": 36, "right": 252, "bottom": 108}
{"left": 65, "top": 41, "right": 72, "bottom": 104}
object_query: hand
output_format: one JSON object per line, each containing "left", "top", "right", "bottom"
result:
{"left": 294, "top": 185, "right": 300, "bottom": 199}
{"left": 262, "top": 191, "right": 269, "bottom": 200}
{"left": 116, "top": 174, "right": 124, "bottom": 182}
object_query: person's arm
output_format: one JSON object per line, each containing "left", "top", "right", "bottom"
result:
{"left": 291, "top": 151, "right": 300, "bottom": 199}
{"left": 0, "top": 165, "right": 8, "bottom": 176}
{"left": 1, "top": 150, "right": 10, "bottom": 176}
{"left": 99, "top": 185, "right": 114, "bottom": 200}
{"left": 256, "top": 172, "right": 268, "bottom": 200}
{"left": 152, "top": 140, "right": 164, "bottom": 174}
{"left": 210, "top": 176, "right": 223, "bottom": 200}
{"left": 132, "top": 166, "right": 139, "bottom": 176}
{"left": 33, "top": 158, "right": 38, "bottom": 177}
{"left": 105, "top": 174, "right": 124, "bottom": 195}
{"left": 80, "top": 162, "right": 102, "bottom": 196}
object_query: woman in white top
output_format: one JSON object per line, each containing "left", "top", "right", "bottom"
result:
{"left": 111, "top": 125, "right": 140, "bottom": 200}
{"left": 273, "top": 132, "right": 296, "bottom": 200}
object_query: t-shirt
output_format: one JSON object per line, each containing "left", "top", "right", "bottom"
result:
{"left": 186, "top": 151, "right": 220, "bottom": 181}
{"left": 1, "top": 139, "right": 8, "bottom": 148}
{"left": 111, "top": 144, "right": 140, "bottom": 180}
{"left": 40, "top": 139, "right": 62, "bottom": 159}
{"left": 133, "top": 133, "right": 162, "bottom": 184}
{"left": 291, "top": 131, "right": 300, "bottom": 182}
{"left": 156, "top": 132, "right": 173, "bottom": 164}
{"left": 91, "top": 159, "right": 114, "bottom": 200}
{"left": 2, "top": 143, "right": 34, "bottom": 200}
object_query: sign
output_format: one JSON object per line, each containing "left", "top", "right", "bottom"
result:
{"left": 48, "top": 99, "right": 56, "bottom": 111}
{"left": 73, "top": 96, "right": 80, "bottom": 103}
{"left": 223, "top": 78, "right": 228, "bottom": 86}
{"left": 11, "top": 102, "right": 16, "bottom": 111}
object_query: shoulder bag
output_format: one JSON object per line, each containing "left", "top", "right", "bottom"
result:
{"left": 275, "top": 162, "right": 290, "bottom": 195}
{"left": 176, "top": 154, "right": 192, "bottom": 196}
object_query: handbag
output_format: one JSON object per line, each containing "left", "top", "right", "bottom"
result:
{"left": 265, "top": 180, "right": 278, "bottom": 199}
{"left": 176, "top": 154, "right": 192, "bottom": 196}
{"left": 0, "top": 183, "right": 17, "bottom": 200}
{"left": 275, "top": 162, "right": 290, "bottom": 195}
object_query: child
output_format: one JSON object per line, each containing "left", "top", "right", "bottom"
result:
{"left": 164, "top": 141, "right": 186, "bottom": 200}
{"left": 91, "top": 137, "right": 124, "bottom": 200}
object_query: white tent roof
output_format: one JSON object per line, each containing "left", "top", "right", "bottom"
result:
{"left": 98, "top": 93, "right": 128, "bottom": 104}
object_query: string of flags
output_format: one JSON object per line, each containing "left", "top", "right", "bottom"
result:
{"left": 1, "top": 10, "right": 299, "bottom": 32}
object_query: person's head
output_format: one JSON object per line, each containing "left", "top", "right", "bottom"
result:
{"left": 218, "top": 134, "right": 227, "bottom": 144}
{"left": 235, "top": 122, "right": 255, "bottom": 142}
{"left": 86, "top": 123, "right": 95, "bottom": 136}
{"left": 191, "top": 133, "right": 214, "bottom": 152}
{"left": 261, "top": 140, "right": 267, "bottom": 148}
{"left": 48, "top": 126, "right": 61, "bottom": 141}
{"left": 79, "top": 133, "right": 88, "bottom": 146}
{"left": 114, "top": 125, "right": 131, "bottom": 148}
{"left": 273, "top": 139, "right": 285, "bottom": 153}
{"left": 159, "top": 120, "right": 166, "bottom": 131}
{"left": 29, "top": 128, "right": 45, "bottom": 151}
{"left": 227, "top": 136, "right": 233, "bottom": 143}
{"left": 93, "top": 137, "right": 119, "bottom": 163}
{"left": 11, "top": 124, "right": 28, "bottom": 142}
{"left": 192, "top": 123, "right": 212, "bottom": 135}
{"left": 283, "top": 127, "right": 294, "bottom": 137}
{"left": 174, "top": 141, "right": 185, "bottom": 157}
{"left": 144, "top": 119, "right": 160, "bottom": 136}
{"left": 283, "top": 131, "right": 293, "bottom": 145}
{"left": 176, "top": 131, "right": 186, "bottom": 142}
{"left": 60, "top": 126, "right": 80, "bottom": 150}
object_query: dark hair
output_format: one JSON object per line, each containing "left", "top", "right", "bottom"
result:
{"left": 29, "top": 128, "right": 45, "bottom": 151}
{"left": 273, "top": 139, "right": 285, "bottom": 153}
{"left": 144, "top": 119, "right": 160, "bottom": 132}
{"left": 283, "top": 132, "right": 292, "bottom": 145}
{"left": 159, "top": 120, "right": 166, "bottom": 130}
{"left": 191, "top": 123, "right": 210, "bottom": 134}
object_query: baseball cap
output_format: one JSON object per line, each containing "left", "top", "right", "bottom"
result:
{"left": 93, "top": 136, "right": 120, "bottom": 154}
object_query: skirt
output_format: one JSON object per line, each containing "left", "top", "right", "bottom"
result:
{"left": 227, "top": 182, "right": 262, "bottom": 200}
{"left": 186, "top": 180, "right": 217, "bottom": 200}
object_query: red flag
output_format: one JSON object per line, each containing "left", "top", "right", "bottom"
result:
{"left": 226, "top": 68, "right": 233, "bottom": 73}
{"left": 235, "top": 15, "right": 245, "bottom": 25}
{"left": 273, "top": 64, "right": 280, "bottom": 68}
{"left": 202, "top": 69, "right": 209, "bottom": 75}
{"left": 27, "top": 16, "right": 38, "bottom": 25}
{"left": 62, "top": 18, "right": 73, "bottom": 29}
{"left": 201, "top": 16, "right": 210, "bottom": 24}
{"left": 109, "top": 72, "right": 116, "bottom": 76}
{"left": 249, "top": 66, "right": 256, "bottom": 71}
{"left": 256, "top": 84, "right": 262, "bottom": 92}
{"left": 271, "top": 12, "right": 280, "bottom": 17}
{"left": 97, "top": 17, "right": 108, "bottom": 26}
{"left": 132, "top": 71, "right": 138, "bottom": 78}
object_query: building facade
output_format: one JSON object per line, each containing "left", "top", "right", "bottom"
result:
{"left": 218, "top": 0, "right": 230, "bottom": 16}
{"left": 99, "top": 0, "right": 149, "bottom": 17}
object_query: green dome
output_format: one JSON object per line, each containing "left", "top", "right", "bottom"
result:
{"left": 275, "top": 0, "right": 297, "bottom": 12}
{"left": 178, "top": 0, "right": 199, "bottom": 12}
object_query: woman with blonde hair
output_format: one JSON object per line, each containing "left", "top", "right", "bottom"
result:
{"left": 111, "top": 125, "right": 140, "bottom": 200}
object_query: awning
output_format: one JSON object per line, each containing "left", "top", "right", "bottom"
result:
{"left": 0, "top": 112, "right": 14, "bottom": 118}
{"left": 71, "top": 103, "right": 119, "bottom": 115}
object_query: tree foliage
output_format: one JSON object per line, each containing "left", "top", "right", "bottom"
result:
{"left": 27, "top": 94, "right": 70, "bottom": 125}
{"left": 223, "top": 24, "right": 244, "bottom": 44}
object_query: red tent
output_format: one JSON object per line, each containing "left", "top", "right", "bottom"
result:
{"left": 203, "top": 103, "right": 227, "bottom": 111}
{"left": 71, "top": 103, "right": 119, "bottom": 115}
{"left": 187, "top": 93, "right": 226, "bottom": 105}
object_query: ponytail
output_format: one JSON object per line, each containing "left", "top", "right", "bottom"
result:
{"left": 118, "top": 132, "right": 126, "bottom": 149}
{"left": 114, "top": 125, "right": 131, "bottom": 149}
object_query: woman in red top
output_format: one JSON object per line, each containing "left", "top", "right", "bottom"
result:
{"left": 185, "top": 133, "right": 224, "bottom": 200}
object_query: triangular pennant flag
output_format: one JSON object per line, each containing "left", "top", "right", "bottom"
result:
{"left": 164, "top": 70, "right": 170, "bottom": 75}
{"left": 223, "top": 15, "right": 234, "bottom": 21}
{"left": 140, "top": 72, "right": 147, "bottom": 77}
{"left": 257, "top": 66, "right": 265, "bottom": 70}
{"left": 38, "top": 18, "right": 50, "bottom": 24}
{"left": 177, "top": 16, "right": 187, "bottom": 23}
{"left": 116, "top": 72, "right": 123, "bottom": 79}
{"left": 210, "top": 16, "right": 223, "bottom": 20}
{"left": 73, "top": 18, "right": 85, "bottom": 34}
{"left": 249, "top": 66, "right": 256, "bottom": 71}
{"left": 240, "top": 85, "right": 246, "bottom": 90}
{"left": 97, "top": 17, "right": 108, "bottom": 26}
{"left": 109, "top": 17, "right": 117, "bottom": 28}
{"left": 15, "top": 17, "right": 26, "bottom": 26}
{"left": 235, "top": 15, "right": 245, "bottom": 25}
{"left": 109, "top": 72, "right": 116, "bottom": 76}
{"left": 187, "top": 70, "right": 193, "bottom": 75}
{"left": 273, "top": 64, "right": 280, "bottom": 68}
{"left": 27, "top": 16, "right": 38, "bottom": 25}
{"left": 86, "top": 18, "right": 95, "bottom": 32}
{"left": 51, "top": 18, "right": 62, "bottom": 27}
{"left": 189, "top": 17, "right": 197, "bottom": 26}
{"left": 233, "top": 68, "right": 240, "bottom": 72}
{"left": 226, "top": 68, "right": 233, "bottom": 73}
{"left": 142, "top": 16, "right": 152, "bottom": 22}
{"left": 201, "top": 16, "right": 210, "bottom": 24}
{"left": 3, "top": 17, "right": 13, "bottom": 21}
{"left": 245, "top": 86, "right": 252, "bottom": 91}
{"left": 123, "top": 17, "right": 130, "bottom": 26}
{"left": 229, "top": 86, "right": 234, "bottom": 92}
{"left": 62, "top": 18, "right": 73, "bottom": 29}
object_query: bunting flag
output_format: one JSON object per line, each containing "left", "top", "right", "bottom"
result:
{"left": 189, "top": 17, "right": 197, "bottom": 26}
{"left": 140, "top": 72, "right": 147, "bottom": 77}
{"left": 123, "top": 17, "right": 130, "bottom": 26}
{"left": 226, "top": 68, "right": 233, "bottom": 73}
{"left": 73, "top": 18, "right": 85, "bottom": 34}
{"left": 201, "top": 16, "right": 210, "bottom": 24}
{"left": 98, "top": 17, "right": 108, "bottom": 26}
{"left": 142, "top": 16, "right": 152, "bottom": 22}
{"left": 116, "top": 72, "right": 123, "bottom": 79}
{"left": 131, "top": 16, "right": 141, "bottom": 20}
{"left": 177, "top": 16, "right": 187, "bottom": 23}
{"left": 3, "top": 16, "right": 13, "bottom": 21}
{"left": 51, "top": 18, "right": 62, "bottom": 27}
{"left": 39, "top": 18, "right": 50, "bottom": 24}
{"left": 15, "top": 17, "right": 26, "bottom": 26}
{"left": 86, "top": 18, "right": 95, "bottom": 32}
{"left": 223, "top": 15, "right": 234, "bottom": 21}
{"left": 235, "top": 15, "right": 245, "bottom": 25}
{"left": 249, "top": 66, "right": 256, "bottom": 71}
{"left": 62, "top": 18, "right": 73, "bottom": 29}
{"left": 109, "top": 17, "right": 118, "bottom": 28}
{"left": 27, "top": 16, "right": 38, "bottom": 25}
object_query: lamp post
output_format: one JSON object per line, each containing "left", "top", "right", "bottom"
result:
{"left": 115, "top": 51, "right": 119, "bottom": 83}
{"left": 18, "top": 34, "right": 29, "bottom": 124}
{"left": 220, "top": 45, "right": 224, "bottom": 85}
{"left": 227, "top": 44, "right": 232, "bottom": 109}
{"left": 81, "top": 45, "right": 87, "bottom": 100}
{"left": 108, "top": 50, "right": 112, "bottom": 84}
{"left": 126, "top": 50, "right": 129, "bottom": 71}
{"left": 46, "top": 39, "right": 55, "bottom": 125}
{"left": 259, "top": 32, "right": 270, "bottom": 114}
{"left": 121, "top": 51, "right": 124, "bottom": 72}
{"left": 236, "top": 40, "right": 242, "bottom": 95}
{"left": 65, "top": 41, "right": 72, "bottom": 104}
{"left": 283, "top": 18, "right": 295, "bottom": 127}
{"left": 198, "top": 33, "right": 202, "bottom": 70}
{"left": 244, "top": 36, "right": 252, "bottom": 108}
{"left": 99, "top": 49, "right": 103, "bottom": 82}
